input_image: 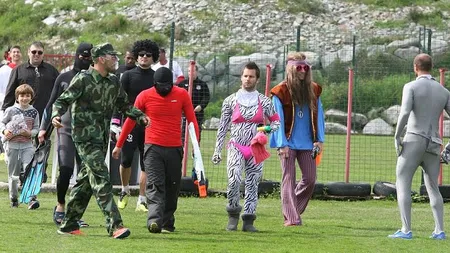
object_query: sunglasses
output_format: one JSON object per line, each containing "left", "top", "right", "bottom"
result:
{"left": 296, "top": 65, "right": 310, "bottom": 72}
{"left": 31, "top": 50, "right": 43, "bottom": 55}
{"left": 138, "top": 53, "right": 152, "bottom": 58}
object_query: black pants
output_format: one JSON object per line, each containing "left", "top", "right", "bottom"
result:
{"left": 144, "top": 144, "right": 183, "bottom": 230}
{"left": 57, "top": 132, "right": 81, "bottom": 204}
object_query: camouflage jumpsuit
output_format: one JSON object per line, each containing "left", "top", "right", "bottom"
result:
{"left": 52, "top": 68, "right": 146, "bottom": 235}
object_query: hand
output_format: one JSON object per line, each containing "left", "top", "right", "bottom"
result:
{"left": 52, "top": 116, "right": 63, "bottom": 128}
{"left": 38, "top": 130, "right": 46, "bottom": 143}
{"left": 212, "top": 153, "right": 222, "bottom": 164}
{"left": 312, "top": 142, "right": 323, "bottom": 158}
{"left": 110, "top": 124, "right": 121, "bottom": 143}
{"left": 277, "top": 146, "right": 290, "bottom": 159}
{"left": 394, "top": 137, "right": 403, "bottom": 156}
{"left": 19, "top": 129, "right": 31, "bottom": 138}
{"left": 194, "top": 105, "right": 202, "bottom": 113}
{"left": 144, "top": 116, "right": 151, "bottom": 127}
{"left": 3, "top": 129, "right": 13, "bottom": 140}
{"left": 112, "top": 146, "right": 121, "bottom": 159}
{"left": 441, "top": 143, "right": 450, "bottom": 164}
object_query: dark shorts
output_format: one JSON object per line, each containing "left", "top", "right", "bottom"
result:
{"left": 121, "top": 126, "right": 145, "bottom": 171}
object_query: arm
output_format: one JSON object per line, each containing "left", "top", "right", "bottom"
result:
{"left": 213, "top": 96, "right": 232, "bottom": 155}
{"left": 269, "top": 96, "right": 288, "bottom": 148}
{"left": 40, "top": 74, "right": 65, "bottom": 131}
{"left": 114, "top": 82, "right": 146, "bottom": 125}
{"left": 51, "top": 73, "right": 84, "bottom": 121}
{"left": 394, "top": 84, "right": 413, "bottom": 139}
{"left": 112, "top": 71, "right": 131, "bottom": 125}
{"left": 31, "top": 111, "right": 40, "bottom": 138}
{"left": 1, "top": 67, "right": 19, "bottom": 111}
{"left": 182, "top": 91, "right": 200, "bottom": 140}
{"left": 316, "top": 97, "right": 325, "bottom": 143}
{"left": 0, "top": 107, "right": 11, "bottom": 135}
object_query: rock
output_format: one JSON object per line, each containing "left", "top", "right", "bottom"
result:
{"left": 362, "top": 118, "right": 393, "bottom": 135}
{"left": 380, "top": 105, "right": 401, "bottom": 125}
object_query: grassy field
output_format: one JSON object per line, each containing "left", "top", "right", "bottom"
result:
{"left": 0, "top": 192, "right": 448, "bottom": 253}
{"left": 0, "top": 132, "right": 436, "bottom": 192}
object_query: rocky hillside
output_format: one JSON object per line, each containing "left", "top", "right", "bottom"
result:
{"left": 34, "top": 0, "right": 450, "bottom": 56}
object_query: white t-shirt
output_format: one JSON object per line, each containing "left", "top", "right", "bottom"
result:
{"left": 152, "top": 60, "right": 184, "bottom": 82}
{"left": 0, "top": 65, "right": 13, "bottom": 106}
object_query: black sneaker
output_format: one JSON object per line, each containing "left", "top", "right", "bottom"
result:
{"left": 148, "top": 222, "right": 161, "bottom": 233}
{"left": 10, "top": 198, "right": 19, "bottom": 208}
{"left": 28, "top": 196, "right": 40, "bottom": 210}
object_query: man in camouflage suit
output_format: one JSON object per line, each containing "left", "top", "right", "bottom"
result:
{"left": 51, "top": 43, "right": 149, "bottom": 239}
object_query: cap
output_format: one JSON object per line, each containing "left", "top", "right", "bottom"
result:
{"left": 76, "top": 42, "right": 93, "bottom": 57}
{"left": 91, "top": 43, "right": 121, "bottom": 58}
{"left": 154, "top": 67, "right": 173, "bottom": 84}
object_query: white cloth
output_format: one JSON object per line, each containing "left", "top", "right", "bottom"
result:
{"left": 0, "top": 65, "right": 13, "bottom": 107}
{"left": 236, "top": 89, "right": 259, "bottom": 107}
{"left": 152, "top": 60, "right": 183, "bottom": 82}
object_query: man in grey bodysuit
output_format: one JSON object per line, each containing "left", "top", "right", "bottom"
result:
{"left": 389, "top": 53, "right": 449, "bottom": 240}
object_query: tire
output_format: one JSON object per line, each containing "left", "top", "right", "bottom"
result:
{"left": 240, "top": 180, "right": 280, "bottom": 195}
{"left": 325, "top": 182, "right": 371, "bottom": 197}
{"left": 373, "top": 181, "right": 396, "bottom": 197}
{"left": 313, "top": 182, "right": 325, "bottom": 197}
{"left": 420, "top": 184, "right": 450, "bottom": 199}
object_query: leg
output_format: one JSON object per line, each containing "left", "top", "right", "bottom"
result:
{"left": 144, "top": 144, "right": 166, "bottom": 232}
{"left": 395, "top": 134, "right": 425, "bottom": 234}
{"left": 56, "top": 133, "right": 76, "bottom": 212}
{"left": 6, "top": 148, "right": 20, "bottom": 201}
{"left": 280, "top": 148, "right": 299, "bottom": 225}
{"left": 295, "top": 150, "right": 317, "bottom": 215}
{"left": 136, "top": 128, "right": 148, "bottom": 211}
{"left": 161, "top": 146, "right": 183, "bottom": 231}
{"left": 242, "top": 158, "right": 263, "bottom": 232}
{"left": 225, "top": 146, "right": 245, "bottom": 230}
{"left": 118, "top": 130, "right": 138, "bottom": 209}
{"left": 422, "top": 152, "right": 444, "bottom": 234}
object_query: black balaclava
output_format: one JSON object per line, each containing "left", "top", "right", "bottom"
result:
{"left": 73, "top": 42, "right": 93, "bottom": 72}
{"left": 153, "top": 67, "right": 173, "bottom": 97}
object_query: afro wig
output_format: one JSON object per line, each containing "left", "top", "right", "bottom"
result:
{"left": 131, "top": 39, "right": 160, "bottom": 63}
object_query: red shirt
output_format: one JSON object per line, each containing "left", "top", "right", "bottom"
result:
{"left": 116, "top": 86, "right": 200, "bottom": 148}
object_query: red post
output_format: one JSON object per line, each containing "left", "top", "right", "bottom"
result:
{"left": 345, "top": 68, "right": 354, "bottom": 183}
{"left": 182, "top": 61, "right": 196, "bottom": 177}
{"left": 439, "top": 68, "right": 447, "bottom": 185}
{"left": 265, "top": 64, "right": 272, "bottom": 96}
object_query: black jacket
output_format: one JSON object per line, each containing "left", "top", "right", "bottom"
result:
{"left": 2, "top": 61, "right": 59, "bottom": 119}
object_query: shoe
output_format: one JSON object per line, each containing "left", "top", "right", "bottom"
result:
{"left": 53, "top": 206, "right": 65, "bottom": 225}
{"left": 117, "top": 192, "right": 129, "bottom": 209}
{"left": 430, "top": 232, "right": 446, "bottom": 240}
{"left": 148, "top": 222, "right": 161, "bottom": 233}
{"left": 388, "top": 230, "right": 412, "bottom": 239}
{"left": 135, "top": 202, "right": 148, "bottom": 212}
{"left": 78, "top": 220, "right": 89, "bottom": 228}
{"left": 28, "top": 198, "right": 40, "bottom": 210}
{"left": 57, "top": 229, "right": 85, "bottom": 236}
{"left": 10, "top": 198, "right": 19, "bottom": 208}
{"left": 112, "top": 227, "right": 130, "bottom": 239}
{"left": 161, "top": 227, "right": 175, "bottom": 233}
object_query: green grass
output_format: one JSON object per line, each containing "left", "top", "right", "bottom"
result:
{"left": 0, "top": 193, "right": 448, "bottom": 252}
{"left": 0, "top": 132, "right": 431, "bottom": 192}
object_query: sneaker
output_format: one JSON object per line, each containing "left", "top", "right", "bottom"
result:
{"left": 135, "top": 202, "right": 148, "bottom": 212}
{"left": 112, "top": 227, "right": 131, "bottom": 239}
{"left": 57, "top": 229, "right": 85, "bottom": 236}
{"left": 117, "top": 192, "right": 129, "bottom": 209}
{"left": 388, "top": 230, "right": 412, "bottom": 239}
{"left": 78, "top": 220, "right": 89, "bottom": 228}
{"left": 148, "top": 222, "right": 161, "bottom": 233}
{"left": 430, "top": 232, "right": 446, "bottom": 240}
{"left": 161, "top": 227, "right": 175, "bottom": 233}
{"left": 28, "top": 199, "right": 40, "bottom": 210}
{"left": 10, "top": 198, "right": 19, "bottom": 208}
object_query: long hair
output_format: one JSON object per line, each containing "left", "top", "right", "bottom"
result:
{"left": 285, "top": 52, "right": 315, "bottom": 111}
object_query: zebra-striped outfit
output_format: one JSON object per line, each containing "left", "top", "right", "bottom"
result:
{"left": 213, "top": 89, "right": 280, "bottom": 214}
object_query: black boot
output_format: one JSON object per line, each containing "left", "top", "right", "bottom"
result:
{"left": 242, "top": 214, "right": 258, "bottom": 232}
{"left": 226, "top": 206, "right": 242, "bottom": 231}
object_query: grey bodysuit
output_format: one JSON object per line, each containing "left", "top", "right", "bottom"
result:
{"left": 394, "top": 75, "right": 450, "bottom": 234}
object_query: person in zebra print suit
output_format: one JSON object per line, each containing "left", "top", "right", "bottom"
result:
{"left": 212, "top": 62, "right": 280, "bottom": 232}
{"left": 269, "top": 52, "right": 325, "bottom": 227}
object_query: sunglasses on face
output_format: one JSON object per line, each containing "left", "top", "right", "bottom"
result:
{"left": 138, "top": 53, "right": 152, "bottom": 58}
{"left": 296, "top": 65, "right": 310, "bottom": 72}
{"left": 31, "top": 50, "right": 43, "bottom": 55}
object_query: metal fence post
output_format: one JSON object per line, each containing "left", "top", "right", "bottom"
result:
{"left": 345, "top": 68, "right": 354, "bottom": 183}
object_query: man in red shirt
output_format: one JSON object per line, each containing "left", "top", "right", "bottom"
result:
{"left": 112, "top": 67, "right": 199, "bottom": 233}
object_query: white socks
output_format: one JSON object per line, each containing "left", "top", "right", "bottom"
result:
{"left": 122, "top": 185, "right": 130, "bottom": 194}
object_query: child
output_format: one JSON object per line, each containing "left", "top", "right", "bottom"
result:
{"left": 0, "top": 84, "right": 39, "bottom": 208}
